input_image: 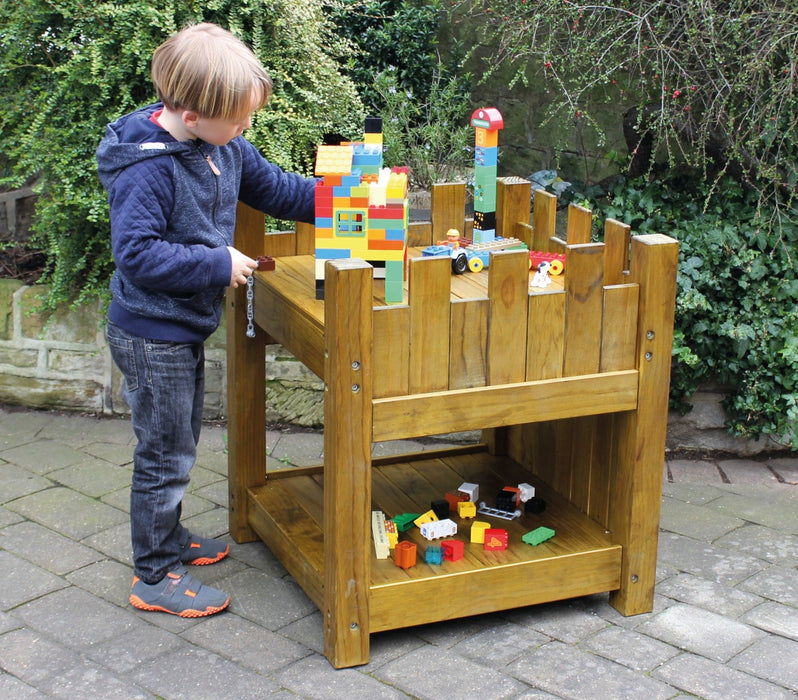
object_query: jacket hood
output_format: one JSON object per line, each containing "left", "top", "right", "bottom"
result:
{"left": 96, "top": 103, "right": 194, "bottom": 190}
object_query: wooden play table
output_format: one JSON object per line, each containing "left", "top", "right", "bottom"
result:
{"left": 226, "top": 181, "right": 679, "bottom": 668}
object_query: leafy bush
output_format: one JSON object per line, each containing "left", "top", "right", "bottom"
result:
{"left": 328, "top": 0, "right": 473, "bottom": 189}
{"left": 593, "top": 174, "right": 798, "bottom": 448}
{"left": 0, "top": 0, "right": 363, "bottom": 307}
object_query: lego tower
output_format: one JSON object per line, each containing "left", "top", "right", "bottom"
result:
{"left": 470, "top": 107, "right": 504, "bottom": 245}
{"left": 313, "top": 118, "right": 408, "bottom": 303}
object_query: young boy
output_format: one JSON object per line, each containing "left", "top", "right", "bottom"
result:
{"left": 96, "top": 23, "right": 317, "bottom": 617}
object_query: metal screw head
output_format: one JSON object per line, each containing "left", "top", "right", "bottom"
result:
{"left": 351, "top": 360, "right": 360, "bottom": 370}
{"left": 646, "top": 330, "right": 655, "bottom": 340}
{"left": 645, "top": 352, "right": 653, "bottom": 361}
{"left": 352, "top": 384, "right": 360, "bottom": 393}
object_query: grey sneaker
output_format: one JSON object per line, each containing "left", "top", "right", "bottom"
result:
{"left": 129, "top": 567, "right": 230, "bottom": 617}
{"left": 179, "top": 531, "right": 229, "bottom": 566}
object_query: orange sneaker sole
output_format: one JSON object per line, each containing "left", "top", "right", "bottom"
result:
{"left": 129, "top": 594, "right": 230, "bottom": 618}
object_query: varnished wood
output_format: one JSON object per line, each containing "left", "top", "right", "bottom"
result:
{"left": 228, "top": 201, "right": 679, "bottom": 669}
{"left": 496, "top": 177, "right": 532, "bottom": 238}
{"left": 431, "top": 182, "right": 467, "bottom": 240}
{"left": 322, "top": 259, "right": 373, "bottom": 667}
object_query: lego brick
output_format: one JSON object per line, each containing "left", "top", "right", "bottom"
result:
{"left": 315, "top": 144, "right": 353, "bottom": 176}
{"left": 315, "top": 247, "right": 351, "bottom": 259}
{"left": 475, "top": 146, "right": 498, "bottom": 167}
{"left": 522, "top": 526, "right": 555, "bottom": 546}
{"left": 393, "top": 514, "right": 420, "bottom": 532}
{"left": 365, "top": 116, "right": 383, "bottom": 133}
{"left": 442, "top": 539, "right": 464, "bottom": 562}
{"left": 474, "top": 128, "right": 499, "bottom": 148}
{"left": 372, "top": 511, "right": 390, "bottom": 559}
{"left": 458, "top": 482, "right": 479, "bottom": 502}
{"left": 394, "top": 541, "right": 416, "bottom": 569}
{"left": 315, "top": 217, "right": 334, "bottom": 229}
{"left": 425, "top": 545, "right": 444, "bottom": 564}
{"left": 483, "top": 528, "right": 509, "bottom": 551}
{"left": 470, "top": 521, "right": 489, "bottom": 543}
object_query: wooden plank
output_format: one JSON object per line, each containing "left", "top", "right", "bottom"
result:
{"left": 247, "top": 483, "right": 324, "bottom": 608}
{"left": 526, "top": 290, "right": 566, "bottom": 381}
{"left": 295, "top": 221, "right": 315, "bottom": 255}
{"left": 408, "top": 256, "right": 451, "bottom": 393}
{"left": 601, "top": 284, "right": 640, "bottom": 372}
{"left": 431, "top": 182, "right": 466, "bottom": 241}
{"left": 408, "top": 220, "right": 432, "bottom": 248}
{"left": 254, "top": 270, "right": 325, "bottom": 379}
{"left": 496, "top": 177, "right": 532, "bottom": 239}
{"left": 449, "top": 298, "right": 488, "bottom": 389}
{"left": 563, "top": 243, "right": 605, "bottom": 377}
{"left": 373, "top": 305, "right": 410, "bottom": 398}
{"left": 609, "top": 234, "right": 679, "bottom": 616}
{"left": 227, "top": 203, "right": 267, "bottom": 543}
{"left": 532, "top": 189, "right": 557, "bottom": 250}
{"left": 604, "top": 218, "right": 631, "bottom": 286}
{"left": 566, "top": 203, "right": 593, "bottom": 244}
{"left": 372, "top": 370, "right": 638, "bottom": 442}
{"left": 587, "top": 413, "right": 615, "bottom": 528}
{"left": 264, "top": 230, "right": 297, "bottom": 257}
{"left": 322, "top": 259, "right": 373, "bottom": 668}
{"left": 487, "top": 249, "right": 530, "bottom": 385}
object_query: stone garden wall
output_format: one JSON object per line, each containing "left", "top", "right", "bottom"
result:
{"left": 0, "top": 279, "right": 790, "bottom": 454}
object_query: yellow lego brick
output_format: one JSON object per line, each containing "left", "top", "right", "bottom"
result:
{"left": 315, "top": 145, "right": 353, "bottom": 176}
{"left": 363, "top": 133, "right": 383, "bottom": 145}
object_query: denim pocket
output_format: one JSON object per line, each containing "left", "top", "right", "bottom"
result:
{"left": 106, "top": 324, "right": 139, "bottom": 392}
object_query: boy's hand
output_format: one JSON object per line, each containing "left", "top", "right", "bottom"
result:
{"left": 227, "top": 246, "right": 258, "bottom": 288}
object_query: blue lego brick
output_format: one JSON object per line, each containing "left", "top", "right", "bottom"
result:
{"left": 332, "top": 186, "right": 353, "bottom": 197}
{"left": 341, "top": 174, "right": 361, "bottom": 187}
{"left": 475, "top": 146, "right": 498, "bottom": 167}
{"left": 384, "top": 228, "right": 406, "bottom": 241}
{"left": 315, "top": 217, "right": 334, "bottom": 229}
{"left": 316, "top": 248, "right": 351, "bottom": 259}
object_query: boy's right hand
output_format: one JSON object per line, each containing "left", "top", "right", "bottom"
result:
{"left": 227, "top": 246, "right": 258, "bottom": 288}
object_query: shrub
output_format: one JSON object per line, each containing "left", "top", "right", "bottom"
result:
{"left": 0, "top": 0, "right": 363, "bottom": 307}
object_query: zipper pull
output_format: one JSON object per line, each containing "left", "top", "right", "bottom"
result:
{"left": 205, "top": 155, "right": 221, "bottom": 176}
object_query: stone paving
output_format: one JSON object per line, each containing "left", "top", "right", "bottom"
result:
{"left": 0, "top": 404, "right": 796, "bottom": 699}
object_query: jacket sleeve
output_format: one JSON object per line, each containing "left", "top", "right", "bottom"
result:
{"left": 108, "top": 159, "right": 231, "bottom": 294}
{"left": 236, "top": 139, "right": 317, "bottom": 224}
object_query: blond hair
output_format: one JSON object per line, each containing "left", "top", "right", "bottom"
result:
{"left": 151, "top": 23, "right": 272, "bottom": 120}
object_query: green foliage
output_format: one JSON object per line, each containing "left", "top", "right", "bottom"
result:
{"left": 593, "top": 175, "right": 798, "bottom": 448}
{"left": 446, "top": 0, "right": 798, "bottom": 236}
{"left": 328, "top": 0, "right": 473, "bottom": 189}
{"left": 0, "top": 0, "right": 363, "bottom": 307}
{"left": 373, "top": 68, "right": 473, "bottom": 189}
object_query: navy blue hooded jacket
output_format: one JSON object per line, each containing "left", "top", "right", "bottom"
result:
{"left": 96, "top": 103, "right": 316, "bottom": 342}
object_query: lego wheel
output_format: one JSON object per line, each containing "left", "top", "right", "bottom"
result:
{"left": 468, "top": 256, "right": 484, "bottom": 273}
{"left": 549, "top": 259, "right": 564, "bottom": 275}
{"left": 451, "top": 251, "right": 469, "bottom": 274}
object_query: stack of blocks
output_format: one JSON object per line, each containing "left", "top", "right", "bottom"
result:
{"left": 470, "top": 107, "right": 504, "bottom": 245}
{"left": 313, "top": 117, "right": 408, "bottom": 303}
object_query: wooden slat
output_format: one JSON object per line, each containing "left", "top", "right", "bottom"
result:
{"left": 449, "top": 298, "right": 488, "bottom": 389}
{"left": 566, "top": 203, "right": 593, "bottom": 244}
{"left": 526, "top": 290, "right": 566, "bottom": 380}
{"left": 496, "top": 177, "right": 532, "bottom": 239}
{"left": 609, "top": 234, "right": 679, "bottom": 616}
{"left": 407, "top": 220, "right": 432, "bottom": 248}
{"left": 563, "top": 243, "right": 605, "bottom": 376}
{"left": 408, "top": 256, "right": 451, "bottom": 393}
{"left": 323, "top": 259, "right": 373, "bottom": 667}
{"left": 532, "top": 189, "right": 557, "bottom": 249}
{"left": 227, "top": 203, "right": 267, "bottom": 543}
{"left": 431, "top": 182, "right": 466, "bottom": 240}
{"left": 247, "top": 483, "right": 324, "bottom": 608}
{"left": 296, "top": 221, "right": 315, "bottom": 255}
{"left": 604, "top": 218, "right": 631, "bottom": 285}
{"left": 587, "top": 413, "right": 615, "bottom": 528}
{"left": 264, "top": 230, "right": 298, "bottom": 257}
{"left": 487, "top": 250, "right": 530, "bottom": 385}
{"left": 601, "top": 284, "right": 640, "bottom": 372}
{"left": 373, "top": 305, "right": 410, "bottom": 398}
{"left": 372, "top": 370, "right": 638, "bottom": 442}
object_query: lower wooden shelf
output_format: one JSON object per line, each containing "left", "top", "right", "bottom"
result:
{"left": 247, "top": 446, "right": 622, "bottom": 634}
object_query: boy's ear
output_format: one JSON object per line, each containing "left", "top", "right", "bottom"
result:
{"left": 181, "top": 110, "right": 200, "bottom": 128}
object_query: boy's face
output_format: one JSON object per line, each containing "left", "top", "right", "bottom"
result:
{"left": 187, "top": 112, "right": 253, "bottom": 147}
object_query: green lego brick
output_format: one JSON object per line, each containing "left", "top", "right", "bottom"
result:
{"left": 522, "top": 526, "right": 555, "bottom": 546}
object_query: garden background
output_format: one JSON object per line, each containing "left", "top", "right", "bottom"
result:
{"left": 1, "top": 0, "right": 795, "bottom": 452}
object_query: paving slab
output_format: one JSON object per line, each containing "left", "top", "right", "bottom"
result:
{"left": 0, "top": 408, "right": 796, "bottom": 698}
{"left": 636, "top": 603, "right": 765, "bottom": 662}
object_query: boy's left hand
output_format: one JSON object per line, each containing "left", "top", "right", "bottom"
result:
{"left": 227, "top": 246, "right": 258, "bottom": 288}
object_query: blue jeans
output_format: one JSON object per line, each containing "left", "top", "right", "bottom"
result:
{"left": 106, "top": 322, "right": 205, "bottom": 584}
